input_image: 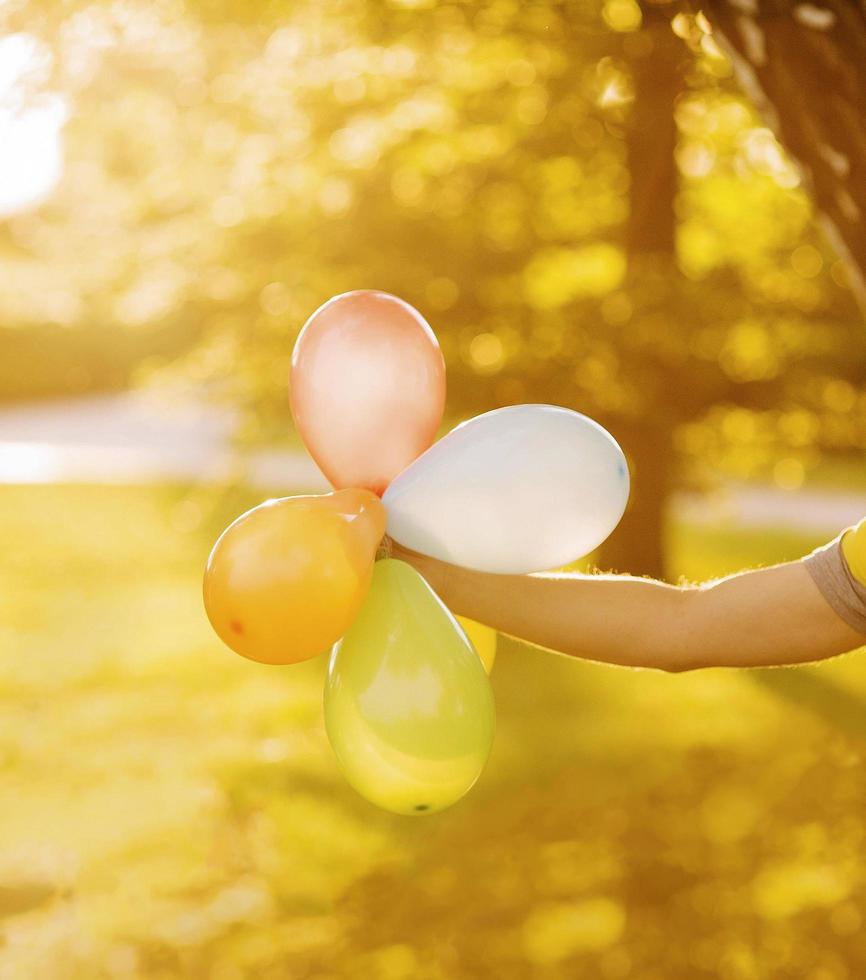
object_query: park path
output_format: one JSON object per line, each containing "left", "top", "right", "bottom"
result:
{"left": 0, "top": 390, "right": 862, "bottom": 532}
{"left": 0, "top": 389, "right": 327, "bottom": 489}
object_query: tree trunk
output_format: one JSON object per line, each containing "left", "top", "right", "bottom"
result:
{"left": 624, "top": 9, "right": 681, "bottom": 257}
{"left": 597, "top": 10, "right": 683, "bottom": 580}
{"left": 698, "top": 0, "right": 866, "bottom": 311}
{"left": 596, "top": 420, "right": 674, "bottom": 579}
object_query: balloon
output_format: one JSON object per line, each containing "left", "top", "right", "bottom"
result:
{"left": 457, "top": 616, "right": 496, "bottom": 674}
{"left": 203, "top": 489, "right": 385, "bottom": 665}
{"left": 290, "top": 290, "right": 446, "bottom": 495}
{"left": 324, "top": 559, "right": 495, "bottom": 815}
{"left": 383, "top": 404, "right": 629, "bottom": 574}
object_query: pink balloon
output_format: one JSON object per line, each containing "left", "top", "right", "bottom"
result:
{"left": 290, "top": 290, "right": 446, "bottom": 495}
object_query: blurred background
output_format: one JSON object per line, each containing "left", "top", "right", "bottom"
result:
{"left": 2, "top": 0, "right": 866, "bottom": 977}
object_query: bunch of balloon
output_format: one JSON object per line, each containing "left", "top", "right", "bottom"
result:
{"left": 203, "top": 290, "right": 630, "bottom": 816}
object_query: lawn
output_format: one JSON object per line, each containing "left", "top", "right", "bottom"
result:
{"left": 1, "top": 483, "right": 865, "bottom": 979}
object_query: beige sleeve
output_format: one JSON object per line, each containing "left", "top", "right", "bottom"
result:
{"left": 803, "top": 533, "right": 866, "bottom": 637}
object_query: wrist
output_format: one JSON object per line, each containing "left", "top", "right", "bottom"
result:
{"left": 388, "top": 538, "right": 456, "bottom": 600}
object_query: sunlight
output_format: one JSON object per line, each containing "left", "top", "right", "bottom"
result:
{"left": 0, "top": 34, "right": 67, "bottom": 218}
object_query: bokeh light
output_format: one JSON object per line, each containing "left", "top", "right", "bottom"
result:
{"left": 1, "top": 0, "right": 865, "bottom": 975}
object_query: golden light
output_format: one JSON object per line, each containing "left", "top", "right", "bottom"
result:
{"left": 0, "top": 34, "right": 67, "bottom": 219}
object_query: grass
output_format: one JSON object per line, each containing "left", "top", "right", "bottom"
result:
{"left": 1, "top": 483, "right": 866, "bottom": 978}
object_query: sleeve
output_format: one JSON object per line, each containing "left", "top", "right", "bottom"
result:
{"left": 803, "top": 519, "right": 866, "bottom": 637}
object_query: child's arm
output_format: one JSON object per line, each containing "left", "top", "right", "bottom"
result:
{"left": 390, "top": 526, "right": 866, "bottom": 672}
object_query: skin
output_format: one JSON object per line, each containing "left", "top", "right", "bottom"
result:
{"left": 387, "top": 540, "right": 865, "bottom": 672}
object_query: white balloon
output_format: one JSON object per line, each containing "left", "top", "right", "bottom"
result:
{"left": 383, "top": 404, "right": 629, "bottom": 574}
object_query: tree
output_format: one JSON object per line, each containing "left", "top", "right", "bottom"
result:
{"left": 3, "top": 0, "right": 865, "bottom": 579}
{"left": 595, "top": 6, "right": 683, "bottom": 577}
{"left": 700, "top": 0, "right": 866, "bottom": 310}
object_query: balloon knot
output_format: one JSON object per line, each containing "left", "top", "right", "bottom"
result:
{"left": 376, "top": 535, "right": 393, "bottom": 562}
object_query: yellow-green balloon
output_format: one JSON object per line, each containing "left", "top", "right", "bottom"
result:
{"left": 457, "top": 616, "right": 496, "bottom": 674}
{"left": 324, "top": 559, "right": 496, "bottom": 815}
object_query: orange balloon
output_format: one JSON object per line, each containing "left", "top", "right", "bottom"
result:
{"left": 290, "top": 290, "right": 446, "bottom": 495}
{"left": 203, "top": 489, "right": 385, "bottom": 665}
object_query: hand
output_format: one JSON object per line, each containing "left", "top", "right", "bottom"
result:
{"left": 381, "top": 535, "right": 456, "bottom": 599}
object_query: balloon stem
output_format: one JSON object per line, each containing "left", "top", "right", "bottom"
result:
{"left": 375, "top": 535, "right": 392, "bottom": 562}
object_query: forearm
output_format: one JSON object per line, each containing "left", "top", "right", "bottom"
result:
{"left": 424, "top": 559, "right": 691, "bottom": 670}
{"left": 400, "top": 550, "right": 865, "bottom": 672}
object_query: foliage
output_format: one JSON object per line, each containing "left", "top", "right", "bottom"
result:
{"left": 1, "top": 0, "right": 864, "bottom": 488}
